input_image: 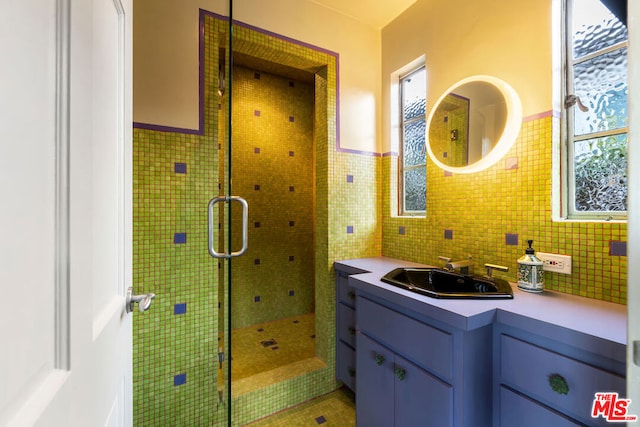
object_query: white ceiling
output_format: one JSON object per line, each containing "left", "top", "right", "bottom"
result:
{"left": 310, "top": 0, "right": 418, "bottom": 29}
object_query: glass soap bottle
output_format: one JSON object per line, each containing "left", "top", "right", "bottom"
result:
{"left": 517, "top": 239, "right": 544, "bottom": 293}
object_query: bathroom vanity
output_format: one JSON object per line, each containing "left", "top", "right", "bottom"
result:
{"left": 335, "top": 257, "right": 627, "bottom": 427}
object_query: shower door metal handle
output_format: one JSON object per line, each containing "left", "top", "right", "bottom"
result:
{"left": 208, "top": 196, "right": 249, "bottom": 259}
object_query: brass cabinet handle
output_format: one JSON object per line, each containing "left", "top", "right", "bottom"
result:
{"left": 395, "top": 367, "right": 406, "bottom": 381}
{"left": 375, "top": 354, "right": 385, "bottom": 366}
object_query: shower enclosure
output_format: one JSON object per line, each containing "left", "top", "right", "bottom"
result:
{"left": 212, "top": 8, "right": 319, "bottom": 417}
{"left": 212, "top": 7, "right": 335, "bottom": 423}
{"left": 132, "top": 2, "right": 342, "bottom": 425}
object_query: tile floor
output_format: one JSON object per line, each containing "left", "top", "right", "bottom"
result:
{"left": 219, "top": 313, "right": 356, "bottom": 425}
{"left": 245, "top": 387, "right": 355, "bottom": 426}
{"left": 221, "top": 313, "right": 328, "bottom": 397}
{"left": 230, "top": 313, "right": 317, "bottom": 381}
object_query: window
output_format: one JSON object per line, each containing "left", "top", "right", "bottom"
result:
{"left": 399, "top": 66, "right": 427, "bottom": 215}
{"left": 563, "top": 0, "right": 628, "bottom": 219}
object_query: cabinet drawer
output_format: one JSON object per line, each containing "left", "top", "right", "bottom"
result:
{"left": 337, "top": 341, "right": 356, "bottom": 391}
{"left": 338, "top": 303, "right": 356, "bottom": 347}
{"left": 499, "top": 386, "right": 581, "bottom": 426}
{"left": 358, "top": 296, "right": 453, "bottom": 380}
{"left": 500, "top": 334, "right": 625, "bottom": 423}
{"left": 337, "top": 273, "right": 356, "bottom": 307}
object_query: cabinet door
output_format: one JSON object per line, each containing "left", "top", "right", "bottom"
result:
{"left": 338, "top": 303, "right": 357, "bottom": 347}
{"left": 395, "top": 354, "right": 453, "bottom": 427}
{"left": 357, "top": 334, "right": 395, "bottom": 427}
{"left": 500, "top": 386, "right": 582, "bottom": 427}
{"left": 337, "top": 341, "right": 356, "bottom": 391}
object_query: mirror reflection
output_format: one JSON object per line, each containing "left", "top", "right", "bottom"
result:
{"left": 426, "top": 76, "right": 521, "bottom": 173}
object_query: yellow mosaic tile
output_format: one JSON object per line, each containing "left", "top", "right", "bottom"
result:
{"left": 382, "top": 114, "right": 627, "bottom": 304}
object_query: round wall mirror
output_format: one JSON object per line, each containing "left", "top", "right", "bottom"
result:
{"left": 426, "top": 75, "right": 522, "bottom": 173}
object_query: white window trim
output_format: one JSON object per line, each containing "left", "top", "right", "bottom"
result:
{"left": 559, "top": 0, "right": 628, "bottom": 221}
{"left": 398, "top": 65, "right": 426, "bottom": 217}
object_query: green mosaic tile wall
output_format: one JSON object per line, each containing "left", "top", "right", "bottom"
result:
{"left": 230, "top": 65, "right": 315, "bottom": 328}
{"left": 132, "top": 16, "right": 223, "bottom": 426}
{"left": 382, "top": 113, "right": 628, "bottom": 304}
{"left": 133, "top": 11, "right": 380, "bottom": 426}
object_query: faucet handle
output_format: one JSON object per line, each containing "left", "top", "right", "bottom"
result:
{"left": 485, "top": 263, "right": 509, "bottom": 278}
{"left": 438, "top": 256, "right": 452, "bottom": 263}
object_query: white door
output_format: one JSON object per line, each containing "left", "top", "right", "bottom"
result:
{"left": 0, "top": 0, "right": 134, "bottom": 426}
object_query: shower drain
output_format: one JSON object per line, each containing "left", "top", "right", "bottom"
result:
{"left": 260, "top": 339, "right": 278, "bottom": 348}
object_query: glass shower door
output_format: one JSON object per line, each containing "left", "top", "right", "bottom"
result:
{"left": 207, "top": 6, "right": 247, "bottom": 425}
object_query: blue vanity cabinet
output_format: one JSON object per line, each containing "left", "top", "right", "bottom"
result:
{"left": 493, "top": 320, "right": 626, "bottom": 427}
{"left": 357, "top": 332, "right": 452, "bottom": 427}
{"left": 355, "top": 293, "right": 492, "bottom": 427}
{"left": 336, "top": 270, "right": 357, "bottom": 391}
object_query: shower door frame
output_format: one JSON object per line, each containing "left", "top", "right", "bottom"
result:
{"left": 205, "top": 8, "right": 341, "bottom": 425}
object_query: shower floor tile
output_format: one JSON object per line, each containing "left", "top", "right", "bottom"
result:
{"left": 245, "top": 387, "right": 355, "bottom": 426}
{"left": 219, "top": 313, "right": 317, "bottom": 384}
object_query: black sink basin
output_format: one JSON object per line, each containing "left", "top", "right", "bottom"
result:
{"left": 381, "top": 267, "right": 513, "bottom": 299}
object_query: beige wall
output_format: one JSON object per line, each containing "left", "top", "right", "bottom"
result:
{"left": 134, "top": 0, "right": 381, "bottom": 153}
{"left": 381, "top": 0, "right": 552, "bottom": 153}
{"left": 133, "top": 0, "right": 222, "bottom": 129}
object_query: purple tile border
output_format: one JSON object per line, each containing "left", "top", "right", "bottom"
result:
{"left": 380, "top": 110, "right": 558, "bottom": 157}
{"left": 132, "top": 11, "right": 385, "bottom": 160}
{"left": 133, "top": 12, "right": 207, "bottom": 136}
{"left": 135, "top": 11, "right": 559, "bottom": 159}
{"left": 133, "top": 121, "right": 203, "bottom": 135}
{"left": 523, "top": 110, "right": 558, "bottom": 121}
{"left": 135, "top": 10, "right": 342, "bottom": 150}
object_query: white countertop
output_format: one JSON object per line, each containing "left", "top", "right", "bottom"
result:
{"left": 335, "top": 257, "right": 627, "bottom": 346}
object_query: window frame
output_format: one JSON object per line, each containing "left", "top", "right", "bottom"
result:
{"left": 398, "top": 65, "right": 427, "bottom": 217}
{"left": 562, "top": 0, "right": 628, "bottom": 220}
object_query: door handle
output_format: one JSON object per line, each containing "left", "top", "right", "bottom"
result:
{"left": 126, "top": 287, "right": 156, "bottom": 313}
{"left": 208, "top": 196, "right": 249, "bottom": 259}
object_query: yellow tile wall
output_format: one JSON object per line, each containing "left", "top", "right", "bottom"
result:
{"left": 230, "top": 65, "right": 315, "bottom": 329}
{"left": 382, "top": 113, "right": 627, "bottom": 304}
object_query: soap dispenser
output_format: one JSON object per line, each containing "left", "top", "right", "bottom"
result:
{"left": 517, "top": 239, "right": 544, "bottom": 293}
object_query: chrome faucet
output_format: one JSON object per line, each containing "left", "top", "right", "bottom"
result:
{"left": 439, "top": 255, "right": 474, "bottom": 275}
{"left": 484, "top": 263, "right": 509, "bottom": 279}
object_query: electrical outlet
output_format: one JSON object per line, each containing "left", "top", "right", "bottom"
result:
{"left": 536, "top": 252, "right": 572, "bottom": 274}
